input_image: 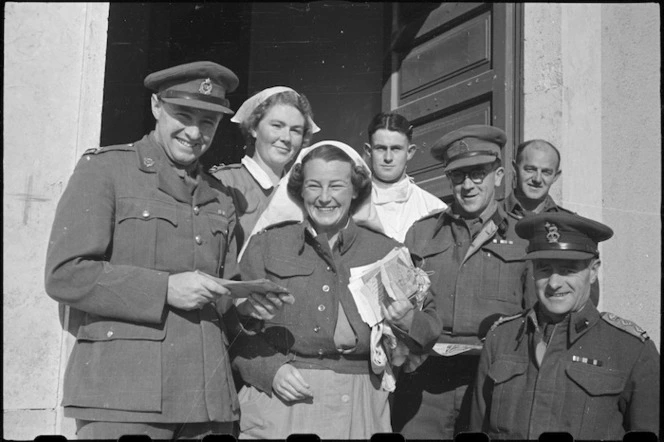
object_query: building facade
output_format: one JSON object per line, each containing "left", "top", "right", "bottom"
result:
{"left": 3, "top": 3, "right": 660, "bottom": 439}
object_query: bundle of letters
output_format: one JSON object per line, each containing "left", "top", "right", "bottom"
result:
{"left": 348, "top": 246, "right": 431, "bottom": 391}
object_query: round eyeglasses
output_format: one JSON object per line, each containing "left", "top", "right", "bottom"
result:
{"left": 447, "top": 167, "right": 492, "bottom": 185}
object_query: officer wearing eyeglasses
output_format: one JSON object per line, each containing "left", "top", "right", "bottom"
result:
{"left": 392, "top": 125, "right": 535, "bottom": 439}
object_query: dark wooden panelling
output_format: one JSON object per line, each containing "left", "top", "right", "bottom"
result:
{"left": 385, "top": 3, "right": 521, "bottom": 200}
{"left": 399, "top": 11, "right": 491, "bottom": 100}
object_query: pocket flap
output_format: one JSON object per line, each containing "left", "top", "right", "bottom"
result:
{"left": 77, "top": 317, "right": 166, "bottom": 342}
{"left": 117, "top": 198, "right": 178, "bottom": 227}
{"left": 488, "top": 358, "right": 528, "bottom": 384}
{"left": 413, "top": 237, "right": 454, "bottom": 259}
{"left": 208, "top": 214, "right": 230, "bottom": 234}
{"left": 482, "top": 242, "right": 525, "bottom": 262}
{"left": 565, "top": 363, "right": 626, "bottom": 395}
{"left": 265, "top": 255, "right": 314, "bottom": 277}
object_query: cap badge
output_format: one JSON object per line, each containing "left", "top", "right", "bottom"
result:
{"left": 458, "top": 140, "right": 470, "bottom": 152}
{"left": 143, "top": 157, "right": 155, "bottom": 168}
{"left": 545, "top": 222, "right": 560, "bottom": 243}
{"left": 199, "top": 78, "right": 213, "bottom": 95}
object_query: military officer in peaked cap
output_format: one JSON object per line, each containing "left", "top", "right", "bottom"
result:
{"left": 470, "top": 212, "right": 660, "bottom": 440}
{"left": 45, "top": 61, "right": 287, "bottom": 439}
{"left": 392, "top": 125, "right": 536, "bottom": 439}
{"left": 500, "top": 138, "right": 601, "bottom": 306}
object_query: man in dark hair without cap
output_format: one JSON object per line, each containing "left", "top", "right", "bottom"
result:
{"left": 391, "top": 124, "right": 535, "bottom": 439}
{"left": 45, "top": 61, "right": 285, "bottom": 439}
{"left": 363, "top": 112, "right": 447, "bottom": 242}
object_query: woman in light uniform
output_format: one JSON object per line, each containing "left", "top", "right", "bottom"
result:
{"left": 211, "top": 86, "right": 319, "bottom": 251}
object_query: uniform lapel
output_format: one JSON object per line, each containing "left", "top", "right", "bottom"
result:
{"left": 462, "top": 219, "right": 498, "bottom": 264}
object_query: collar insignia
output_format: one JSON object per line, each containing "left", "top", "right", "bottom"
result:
{"left": 143, "top": 157, "right": 155, "bottom": 168}
{"left": 545, "top": 222, "right": 560, "bottom": 243}
{"left": 199, "top": 78, "right": 213, "bottom": 95}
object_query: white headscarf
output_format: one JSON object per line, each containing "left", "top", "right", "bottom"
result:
{"left": 238, "top": 140, "right": 384, "bottom": 260}
{"left": 231, "top": 86, "right": 321, "bottom": 133}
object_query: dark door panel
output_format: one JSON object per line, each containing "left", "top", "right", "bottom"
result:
{"left": 385, "top": 3, "right": 522, "bottom": 199}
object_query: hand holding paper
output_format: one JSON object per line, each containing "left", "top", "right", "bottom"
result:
{"left": 198, "top": 272, "right": 295, "bottom": 320}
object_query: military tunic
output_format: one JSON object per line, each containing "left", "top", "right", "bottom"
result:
{"left": 231, "top": 219, "right": 441, "bottom": 438}
{"left": 500, "top": 191, "right": 572, "bottom": 220}
{"left": 392, "top": 204, "right": 534, "bottom": 438}
{"left": 45, "top": 132, "right": 240, "bottom": 423}
{"left": 211, "top": 156, "right": 276, "bottom": 251}
{"left": 470, "top": 302, "right": 660, "bottom": 440}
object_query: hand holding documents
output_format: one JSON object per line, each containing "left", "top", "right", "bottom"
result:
{"left": 348, "top": 247, "right": 430, "bottom": 327}
{"left": 200, "top": 272, "right": 295, "bottom": 304}
{"left": 349, "top": 247, "right": 432, "bottom": 391}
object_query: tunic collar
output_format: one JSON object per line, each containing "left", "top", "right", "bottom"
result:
{"left": 505, "top": 190, "right": 559, "bottom": 218}
{"left": 301, "top": 217, "right": 359, "bottom": 255}
{"left": 529, "top": 301, "right": 600, "bottom": 345}
{"left": 136, "top": 132, "right": 217, "bottom": 205}
{"left": 241, "top": 155, "right": 277, "bottom": 190}
{"left": 435, "top": 199, "right": 507, "bottom": 238}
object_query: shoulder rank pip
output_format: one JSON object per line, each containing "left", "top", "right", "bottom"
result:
{"left": 82, "top": 143, "right": 135, "bottom": 157}
{"left": 209, "top": 162, "right": 243, "bottom": 174}
{"left": 601, "top": 312, "right": 649, "bottom": 342}
{"left": 262, "top": 219, "right": 302, "bottom": 233}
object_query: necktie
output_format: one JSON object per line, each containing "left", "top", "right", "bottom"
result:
{"left": 535, "top": 322, "right": 554, "bottom": 366}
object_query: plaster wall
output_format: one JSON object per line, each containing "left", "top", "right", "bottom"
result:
{"left": 599, "top": 4, "right": 661, "bottom": 349}
{"left": 523, "top": 3, "right": 660, "bottom": 348}
{"left": 3, "top": 3, "right": 109, "bottom": 439}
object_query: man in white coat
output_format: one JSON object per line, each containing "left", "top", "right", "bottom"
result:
{"left": 364, "top": 112, "right": 447, "bottom": 242}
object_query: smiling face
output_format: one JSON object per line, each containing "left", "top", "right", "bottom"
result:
{"left": 301, "top": 158, "right": 357, "bottom": 236}
{"left": 534, "top": 258, "right": 600, "bottom": 321}
{"left": 514, "top": 143, "right": 561, "bottom": 207}
{"left": 151, "top": 95, "right": 222, "bottom": 166}
{"left": 451, "top": 162, "right": 504, "bottom": 218}
{"left": 251, "top": 103, "right": 306, "bottom": 175}
{"left": 364, "top": 129, "right": 416, "bottom": 183}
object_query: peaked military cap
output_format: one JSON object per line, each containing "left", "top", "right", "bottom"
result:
{"left": 144, "top": 61, "right": 239, "bottom": 114}
{"left": 515, "top": 212, "right": 613, "bottom": 260}
{"left": 431, "top": 124, "right": 506, "bottom": 172}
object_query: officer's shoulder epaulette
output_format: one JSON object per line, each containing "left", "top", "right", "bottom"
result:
{"left": 489, "top": 312, "right": 526, "bottom": 334}
{"left": 82, "top": 143, "right": 135, "bottom": 156}
{"left": 209, "top": 162, "right": 241, "bottom": 174}
{"left": 260, "top": 219, "right": 302, "bottom": 234}
{"left": 413, "top": 207, "right": 448, "bottom": 225}
{"left": 601, "top": 312, "right": 649, "bottom": 342}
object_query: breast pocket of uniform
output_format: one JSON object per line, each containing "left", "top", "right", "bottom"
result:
{"left": 564, "top": 362, "right": 627, "bottom": 434}
{"left": 488, "top": 357, "right": 528, "bottom": 431}
{"left": 478, "top": 242, "right": 525, "bottom": 304}
{"left": 115, "top": 197, "right": 178, "bottom": 266}
{"left": 264, "top": 255, "right": 314, "bottom": 294}
{"left": 413, "top": 240, "right": 454, "bottom": 296}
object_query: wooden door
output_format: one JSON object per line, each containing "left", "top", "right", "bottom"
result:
{"left": 383, "top": 3, "right": 522, "bottom": 201}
